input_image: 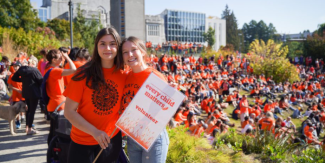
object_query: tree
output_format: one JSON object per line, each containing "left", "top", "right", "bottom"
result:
{"left": 0, "top": 26, "right": 62, "bottom": 59}
{"left": 221, "top": 5, "right": 240, "bottom": 50}
{"left": 73, "top": 3, "right": 102, "bottom": 51}
{"left": 247, "top": 39, "right": 299, "bottom": 83}
{"left": 203, "top": 27, "right": 215, "bottom": 49}
{"left": 315, "top": 23, "right": 325, "bottom": 37}
{"left": 285, "top": 41, "right": 304, "bottom": 58}
{"left": 242, "top": 20, "right": 278, "bottom": 52}
{"left": 46, "top": 19, "right": 71, "bottom": 40}
{"left": 0, "top": 0, "right": 41, "bottom": 31}
{"left": 303, "top": 33, "right": 325, "bottom": 60}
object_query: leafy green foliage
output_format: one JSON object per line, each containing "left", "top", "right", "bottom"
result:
{"left": 286, "top": 41, "right": 304, "bottom": 58}
{"left": 167, "top": 126, "right": 230, "bottom": 163}
{"left": 215, "top": 127, "right": 305, "bottom": 163}
{"left": 292, "top": 147, "right": 325, "bottom": 163}
{"left": 73, "top": 4, "right": 102, "bottom": 52}
{"left": 316, "top": 23, "right": 325, "bottom": 37}
{"left": 0, "top": 26, "right": 62, "bottom": 58}
{"left": 242, "top": 20, "right": 279, "bottom": 52}
{"left": 221, "top": 5, "right": 240, "bottom": 50}
{"left": 0, "top": 0, "right": 42, "bottom": 31}
{"left": 303, "top": 33, "right": 325, "bottom": 60}
{"left": 203, "top": 27, "right": 216, "bottom": 49}
{"left": 46, "top": 19, "right": 71, "bottom": 40}
{"left": 248, "top": 39, "right": 300, "bottom": 83}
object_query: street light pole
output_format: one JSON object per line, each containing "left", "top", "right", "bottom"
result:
{"left": 68, "top": 0, "right": 73, "bottom": 48}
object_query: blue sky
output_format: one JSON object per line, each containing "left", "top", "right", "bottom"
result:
{"left": 31, "top": 0, "right": 325, "bottom": 34}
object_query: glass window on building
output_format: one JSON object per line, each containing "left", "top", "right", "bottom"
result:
{"left": 39, "top": 9, "right": 43, "bottom": 18}
{"left": 148, "top": 24, "right": 159, "bottom": 36}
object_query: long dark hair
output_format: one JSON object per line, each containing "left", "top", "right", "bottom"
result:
{"left": 72, "top": 27, "right": 123, "bottom": 90}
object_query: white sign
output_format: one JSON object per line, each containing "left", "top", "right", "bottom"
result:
{"left": 116, "top": 72, "right": 185, "bottom": 151}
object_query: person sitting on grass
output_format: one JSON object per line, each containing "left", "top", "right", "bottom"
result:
{"left": 283, "top": 117, "right": 296, "bottom": 132}
{"left": 242, "top": 119, "right": 254, "bottom": 134}
{"left": 305, "top": 127, "right": 322, "bottom": 146}
{"left": 258, "top": 111, "right": 275, "bottom": 132}
{"left": 174, "top": 108, "right": 187, "bottom": 126}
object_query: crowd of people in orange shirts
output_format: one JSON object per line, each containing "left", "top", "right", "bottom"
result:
{"left": 143, "top": 52, "right": 325, "bottom": 148}
{"left": 1, "top": 48, "right": 325, "bottom": 149}
{"left": 146, "top": 41, "right": 203, "bottom": 54}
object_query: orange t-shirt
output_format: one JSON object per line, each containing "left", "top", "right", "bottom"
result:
{"left": 64, "top": 60, "right": 87, "bottom": 86}
{"left": 45, "top": 67, "right": 65, "bottom": 112}
{"left": 162, "top": 57, "right": 168, "bottom": 63}
{"left": 263, "top": 104, "right": 272, "bottom": 113}
{"left": 305, "top": 131, "right": 313, "bottom": 144}
{"left": 8, "top": 74, "right": 24, "bottom": 102}
{"left": 175, "top": 112, "right": 185, "bottom": 123}
{"left": 304, "top": 125, "right": 310, "bottom": 135}
{"left": 242, "top": 120, "right": 249, "bottom": 128}
{"left": 240, "top": 99, "right": 249, "bottom": 113}
{"left": 120, "top": 67, "right": 167, "bottom": 113}
{"left": 63, "top": 67, "right": 127, "bottom": 145}
{"left": 259, "top": 118, "right": 274, "bottom": 131}
{"left": 320, "top": 113, "right": 325, "bottom": 123}
{"left": 253, "top": 109, "right": 261, "bottom": 117}
{"left": 161, "top": 65, "right": 168, "bottom": 71}
{"left": 9, "top": 66, "right": 15, "bottom": 74}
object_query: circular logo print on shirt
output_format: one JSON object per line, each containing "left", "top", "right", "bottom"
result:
{"left": 121, "top": 90, "right": 135, "bottom": 111}
{"left": 92, "top": 79, "right": 119, "bottom": 114}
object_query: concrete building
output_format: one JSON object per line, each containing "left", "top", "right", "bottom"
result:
{"left": 281, "top": 31, "right": 312, "bottom": 42}
{"left": 145, "top": 15, "right": 165, "bottom": 46}
{"left": 160, "top": 9, "right": 206, "bottom": 43}
{"left": 205, "top": 16, "right": 226, "bottom": 51}
{"left": 31, "top": 2, "right": 51, "bottom": 22}
{"left": 110, "top": 0, "right": 145, "bottom": 40}
{"left": 41, "top": 0, "right": 109, "bottom": 27}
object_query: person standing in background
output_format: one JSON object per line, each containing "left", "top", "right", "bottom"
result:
{"left": 12, "top": 58, "right": 43, "bottom": 135}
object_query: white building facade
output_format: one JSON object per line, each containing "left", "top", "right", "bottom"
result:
{"left": 145, "top": 15, "right": 165, "bottom": 46}
{"left": 31, "top": 2, "right": 51, "bottom": 22}
{"left": 40, "top": 0, "right": 109, "bottom": 27}
{"left": 205, "top": 16, "right": 226, "bottom": 51}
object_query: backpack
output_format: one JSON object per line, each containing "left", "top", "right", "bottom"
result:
{"left": 41, "top": 68, "right": 53, "bottom": 105}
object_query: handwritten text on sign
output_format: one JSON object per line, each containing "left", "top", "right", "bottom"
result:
{"left": 116, "top": 72, "right": 185, "bottom": 151}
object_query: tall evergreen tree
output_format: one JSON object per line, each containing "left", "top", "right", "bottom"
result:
{"left": 242, "top": 20, "right": 278, "bottom": 52}
{"left": 203, "top": 27, "right": 216, "bottom": 49}
{"left": 221, "top": 5, "right": 240, "bottom": 50}
{"left": 0, "top": 0, "right": 41, "bottom": 31}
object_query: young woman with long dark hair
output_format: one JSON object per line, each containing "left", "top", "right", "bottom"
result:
{"left": 64, "top": 27, "right": 126, "bottom": 163}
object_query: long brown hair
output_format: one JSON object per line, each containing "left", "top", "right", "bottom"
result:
{"left": 72, "top": 27, "right": 123, "bottom": 90}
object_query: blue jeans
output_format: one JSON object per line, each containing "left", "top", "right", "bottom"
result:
{"left": 127, "top": 129, "right": 169, "bottom": 163}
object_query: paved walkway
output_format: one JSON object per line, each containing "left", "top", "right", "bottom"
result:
{"left": 0, "top": 109, "right": 49, "bottom": 163}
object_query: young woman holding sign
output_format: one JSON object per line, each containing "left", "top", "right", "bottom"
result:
{"left": 64, "top": 27, "right": 126, "bottom": 163}
{"left": 119, "top": 36, "right": 169, "bottom": 163}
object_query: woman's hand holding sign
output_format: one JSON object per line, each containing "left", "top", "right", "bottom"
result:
{"left": 91, "top": 129, "right": 111, "bottom": 149}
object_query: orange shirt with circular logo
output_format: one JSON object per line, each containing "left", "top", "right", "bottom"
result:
{"left": 64, "top": 67, "right": 127, "bottom": 145}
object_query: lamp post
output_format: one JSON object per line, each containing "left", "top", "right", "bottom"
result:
{"left": 68, "top": 0, "right": 73, "bottom": 48}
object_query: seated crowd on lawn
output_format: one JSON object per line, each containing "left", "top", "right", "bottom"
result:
{"left": 1, "top": 49, "right": 325, "bottom": 149}
{"left": 145, "top": 53, "right": 325, "bottom": 149}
